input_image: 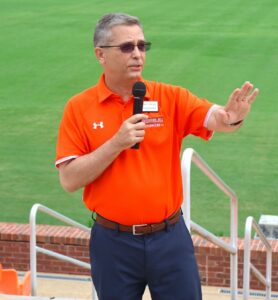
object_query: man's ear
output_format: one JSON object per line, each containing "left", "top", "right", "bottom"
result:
{"left": 95, "top": 47, "right": 105, "bottom": 64}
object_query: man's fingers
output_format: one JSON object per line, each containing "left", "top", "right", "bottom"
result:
{"left": 225, "top": 88, "right": 240, "bottom": 110}
{"left": 226, "top": 81, "right": 258, "bottom": 109}
{"left": 134, "top": 122, "right": 146, "bottom": 130}
{"left": 230, "top": 88, "right": 241, "bottom": 101}
{"left": 129, "top": 114, "right": 148, "bottom": 124}
{"left": 237, "top": 81, "right": 259, "bottom": 102}
{"left": 134, "top": 129, "right": 145, "bottom": 137}
{"left": 239, "top": 81, "right": 253, "bottom": 96}
{"left": 247, "top": 88, "right": 259, "bottom": 104}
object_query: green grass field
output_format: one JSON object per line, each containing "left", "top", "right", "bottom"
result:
{"left": 1, "top": 0, "right": 277, "bottom": 236}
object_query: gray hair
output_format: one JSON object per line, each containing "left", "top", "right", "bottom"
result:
{"left": 93, "top": 13, "right": 143, "bottom": 47}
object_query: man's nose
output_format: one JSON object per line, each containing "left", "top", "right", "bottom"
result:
{"left": 131, "top": 45, "right": 141, "bottom": 57}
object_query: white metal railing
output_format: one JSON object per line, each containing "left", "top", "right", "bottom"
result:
{"left": 243, "top": 216, "right": 272, "bottom": 300}
{"left": 181, "top": 148, "right": 238, "bottom": 300}
{"left": 27, "top": 150, "right": 272, "bottom": 300}
{"left": 29, "top": 203, "right": 98, "bottom": 299}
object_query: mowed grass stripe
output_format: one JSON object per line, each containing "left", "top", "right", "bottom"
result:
{"left": 0, "top": 0, "right": 277, "bottom": 235}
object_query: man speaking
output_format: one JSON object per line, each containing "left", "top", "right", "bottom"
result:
{"left": 55, "top": 13, "right": 258, "bottom": 300}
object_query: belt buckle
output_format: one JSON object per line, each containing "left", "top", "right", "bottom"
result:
{"left": 132, "top": 224, "right": 147, "bottom": 235}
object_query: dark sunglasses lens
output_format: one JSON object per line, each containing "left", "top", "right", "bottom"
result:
{"left": 120, "top": 43, "right": 135, "bottom": 53}
{"left": 138, "top": 42, "right": 150, "bottom": 52}
{"left": 119, "top": 42, "right": 151, "bottom": 53}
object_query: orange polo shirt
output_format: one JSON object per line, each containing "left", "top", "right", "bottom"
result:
{"left": 56, "top": 74, "right": 214, "bottom": 225}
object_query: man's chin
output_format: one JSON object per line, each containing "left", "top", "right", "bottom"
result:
{"left": 128, "top": 71, "right": 142, "bottom": 81}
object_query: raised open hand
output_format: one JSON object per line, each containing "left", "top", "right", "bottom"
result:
{"left": 218, "top": 81, "right": 259, "bottom": 125}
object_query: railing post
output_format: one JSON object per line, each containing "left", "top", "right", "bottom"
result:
{"left": 243, "top": 216, "right": 272, "bottom": 300}
{"left": 243, "top": 217, "right": 252, "bottom": 300}
{"left": 93, "top": 288, "right": 98, "bottom": 300}
{"left": 181, "top": 148, "right": 194, "bottom": 232}
{"left": 266, "top": 249, "right": 272, "bottom": 300}
{"left": 230, "top": 196, "right": 238, "bottom": 300}
{"left": 181, "top": 148, "right": 238, "bottom": 300}
{"left": 29, "top": 203, "right": 40, "bottom": 296}
{"left": 29, "top": 203, "right": 94, "bottom": 298}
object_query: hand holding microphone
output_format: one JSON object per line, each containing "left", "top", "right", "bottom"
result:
{"left": 111, "top": 114, "right": 147, "bottom": 151}
{"left": 111, "top": 82, "right": 147, "bottom": 151}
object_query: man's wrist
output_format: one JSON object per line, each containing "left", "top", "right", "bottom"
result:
{"left": 229, "top": 119, "right": 244, "bottom": 126}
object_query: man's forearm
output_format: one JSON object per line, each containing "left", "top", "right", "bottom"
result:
{"left": 58, "top": 114, "right": 148, "bottom": 192}
{"left": 59, "top": 138, "right": 123, "bottom": 192}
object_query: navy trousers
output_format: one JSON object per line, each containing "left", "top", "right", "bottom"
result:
{"left": 89, "top": 217, "right": 202, "bottom": 300}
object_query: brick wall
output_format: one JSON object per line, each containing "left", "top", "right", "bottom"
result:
{"left": 194, "top": 236, "right": 278, "bottom": 291}
{"left": 0, "top": 222, "right": 277, "bottom": 291}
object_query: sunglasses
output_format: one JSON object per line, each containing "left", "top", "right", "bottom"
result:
{"left": 99, "top": 41, "right": 151, "bottom": 53}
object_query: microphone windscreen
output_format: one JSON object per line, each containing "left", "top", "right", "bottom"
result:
{"left": 132, "top": 81, "right": 146, "bottom": 98}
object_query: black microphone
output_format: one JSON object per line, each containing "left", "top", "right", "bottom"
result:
{"left": 131, "top": 81, "right": 146, "bottom": 149}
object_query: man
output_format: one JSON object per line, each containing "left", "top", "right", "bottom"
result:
{"left": 56, "top": 13, "right": 258, "bottom": 300}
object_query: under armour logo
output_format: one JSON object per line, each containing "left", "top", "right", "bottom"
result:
{"left": 93, "top": 122, "right": 104, "bottom": 129}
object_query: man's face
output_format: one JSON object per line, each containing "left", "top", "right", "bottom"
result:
{"left": 96, "top": 25, "right": 147, "bottom": 83}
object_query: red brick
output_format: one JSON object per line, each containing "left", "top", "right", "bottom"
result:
{"left": 1, "top": 222, "right": 278, "bottom": 291}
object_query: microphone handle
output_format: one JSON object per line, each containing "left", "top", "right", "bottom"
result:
{"left": 133, "top": 96, "right": 143, "bottom": 114}
{"left": 131, "top": 96, "right": 143, "bottom": 149}
{"left": 131, "top": 142, "right": 140, "bottom": 149}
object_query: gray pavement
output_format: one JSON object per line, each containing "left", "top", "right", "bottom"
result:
{"left": 0, "top": 273, "right": 273, "bottom": 300}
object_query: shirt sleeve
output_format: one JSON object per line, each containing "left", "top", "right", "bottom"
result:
{"left": 55, "top": 99, "right": 89, "bottom": 167}
{"left": 174, "top": 87, "right": 214, "bottom": 140}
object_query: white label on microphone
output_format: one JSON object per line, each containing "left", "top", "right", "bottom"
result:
{"left": 143, "top": 101, "right": 158, "bottom": 112}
